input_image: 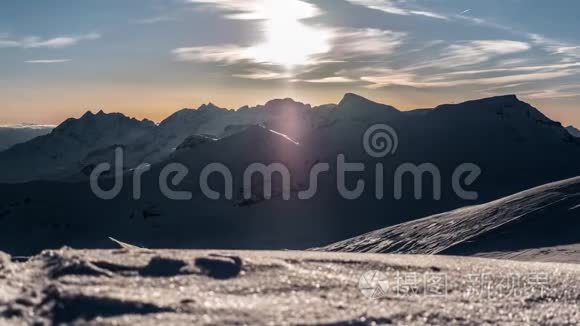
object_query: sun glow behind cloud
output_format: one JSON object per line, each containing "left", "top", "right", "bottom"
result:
{"left": 248, "top": 17, "right": 331, "bottom": 67}
{"left": 187, "top": 0, "right": 332, "bottom": 67}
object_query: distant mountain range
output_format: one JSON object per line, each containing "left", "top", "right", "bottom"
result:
{"left": 0, "top": 124, "right": 53, "bottom": 152}
{"left": 1, "top": 94, "right": 580, "bottom": 255}
{"left": 0, "top": 98, "right": 334, "bottom": 183}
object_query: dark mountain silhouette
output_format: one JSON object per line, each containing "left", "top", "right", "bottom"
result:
{"left": 335, "top": 92, "right": 399, "bottom": 121}
{"left": 1, "top": 94, "right": 580, "bottom": 255}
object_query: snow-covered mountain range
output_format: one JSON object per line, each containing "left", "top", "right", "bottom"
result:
{"left": 1, "top": 94, "right": 580, "bottom": 254}
{"left": 0, "top": 96, "right": 352, "bottom": 183}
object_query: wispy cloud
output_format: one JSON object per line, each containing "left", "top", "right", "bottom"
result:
{"left": 346, "top": 0, "right": 447, "bottom": 20}
{"left": 408, "top": 40, "right": 531, "bottom": 71}
{"left": 25, "top": 59, "right": 71, "bottom": 64}
{"left": 232, "top": 69, "right": 294, "bottom": 80}
{"left": 183, "top": 0, "right": 332, "bottom": 67}
{"left": 0, "top": 123, "right": 56, "bottom": 129}
{"left": 173, "top": 27, "right": 404, "bottom": 68}
{"left": 519, "top": 85, "right": 580, "bottom": 99}
{"left": 362, "top": 68, "right": 577, "bottom": 89}
{"left": 444, "top": 62, "right": 580, "bottom": 76}
{"left": 173, "top": 45, "right": 250, "bottom": 64}
{"left": 529, "top": 33, "right": 580, "bottom": 61}
{"left": 0, "top": 33, "right": 100, "bottom": 49}
{"left": 409, "top": 11, "right": 448, "bottom": 20}
{"left": 295, "top": 76, "right": 358, "bottom": 84}
{"left": 182, "top": 0, "right": 580, "bottom": 99}
{"left": 188, "top": 0, "right": 320, "bottom": 20}
{"left": 330, "top": 28, "right": 405, "bottom": 60}
{"left": 132, "top": 15, "right": 175, "bottom": 25}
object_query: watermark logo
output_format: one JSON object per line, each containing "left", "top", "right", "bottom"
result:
{"left": 89, "top": 124, "right": 482, "bottom": 202}
{"left": 363, "top": 124, "right": 398, "bottom": 158}
{"left": 358, "top": 270, "right": 551, "bottom": 300}
{"left": 358, "top": 270, "right": 389, "bottom": 299}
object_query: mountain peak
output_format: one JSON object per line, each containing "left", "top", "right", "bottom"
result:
{"left": 198, "top": 102, "right": 226, "bottom": 112}
{"left": 432, "top": 95, "right": 562, "bottom": 130}
{"left": 339, "top": 93, "right": 368, "bottom": 104}
{"left": 479, "top": 94, "right": 519, "bottom": 104}
{"left": 80, "top": 109, "right": 109, "bottom": 120}
{"left": 56, "top": 110, "right": 151, "bottom": 134}
{"left": 434, "top": 94, "right": 527, "bottom": 112}
{"left": 337, "top": 93, "right": 399, "bottom": 116}
{"left": 338, "top": 93, "right": 393, "bottom": 107}
{"left": 498, "top": 94, "right": 518, "bottom": 100}
{"left": 81, "top": 111, "right": 94, "bottom": 119}
{"left": 264, "top": 98, "right": 310, "bottom": 109}
{"left": 265, "top": 97, "right": 297, "bottom": 105}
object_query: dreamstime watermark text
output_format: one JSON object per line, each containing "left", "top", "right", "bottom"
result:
{"left": 89, "top": 124, "right": 482, "bottom": 201}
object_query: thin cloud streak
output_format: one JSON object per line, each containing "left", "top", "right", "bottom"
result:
{"left": 406, "top": 40, "right": 531, "bottom": 71}
{"left": 132, "top": 16, "right": 175, "bottom": 24}
{"left": 232, "top": 69, "right": 294, "bottom": 80}
{"left": 187, "top": 0, "right": 321, "bottom": 20}
{"left": 0, "top": 123, "right": 56, "bottom": 129}
{"left": 529, "top": 33, "right": 580, "bottom": 60}
{"left": 296, "top": 77, "right": 358, "bottom": 84}
{"left": 346, "top": 0, "right": 448, "bottom": 19}
{"left": 25, "top": 59, "right": 71, "bottom": 64}
{"left": 445, "top": 62, "right": 580, "bottom": 76}
{"left": 520, "top": 85, "right": 580, "bottom": 99}
{"left": 362, "top": 69, "right": 577, "bottom": 89}
{"left": 0, "top": 33, "right": 100, "bottom": 49}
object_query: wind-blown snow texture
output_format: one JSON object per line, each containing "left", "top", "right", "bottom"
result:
{"left": 0, "top": 249, "right": 579, "bottom": 325}
{"left": 318, "top": 176, "right": 580, "bottom": 263}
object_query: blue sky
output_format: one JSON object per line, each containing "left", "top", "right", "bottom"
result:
{"left": 1, "top": 0, "right": 580, "bottom": 126}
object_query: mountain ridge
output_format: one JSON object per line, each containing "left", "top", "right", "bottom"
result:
{"left": 567, "top": 125, "right": 580, "bottom": 137}
{"left": 2, "top": 94, "right": 580, "bottom": 254}
{"left": 0, "top": 93, "right": 577, "bottom": 185}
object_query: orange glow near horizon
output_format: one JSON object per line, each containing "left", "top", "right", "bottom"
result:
{"left": 0, "top": 84, "right": 578, "bottom": 128}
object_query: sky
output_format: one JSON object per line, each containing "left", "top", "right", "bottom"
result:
{"left": 1, "top": 0, "right": 580, "bottom": 126}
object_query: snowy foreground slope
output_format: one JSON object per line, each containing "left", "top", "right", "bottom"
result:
{"left": 318, "top": 176, "right": 580, "bottom": 264}
{"left": 1, "top": 249, "right": 579, "bottom": 325}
